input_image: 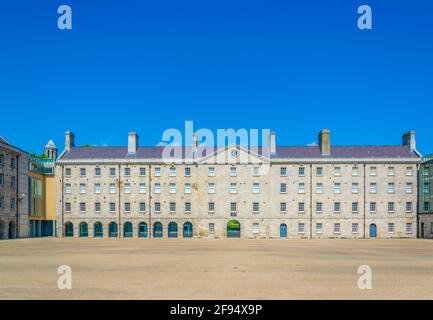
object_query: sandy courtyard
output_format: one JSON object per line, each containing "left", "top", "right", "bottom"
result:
{"left": 0, "top": 238, "right": 432, "bottom": 300}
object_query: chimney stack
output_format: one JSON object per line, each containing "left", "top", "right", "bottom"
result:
{"left": 128, "top": 132, "right": 138, "bottom": 154}
{"left": 269, "top": 131, "right": 276, "bottom": 155}
{"left": 65, "top": 131, "right": 75, "bottom": 151}
{"left": 402, "top": 130, "right": 416, "bottom": 151}
{"left": 192, "top": 132, "right": 198, "bottom": 148}
{"left": 319, "top": 129, "right": 331, "bottom": 156}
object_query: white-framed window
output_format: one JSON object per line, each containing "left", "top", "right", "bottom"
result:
{"left": 316, "top": 202, "right": 323, "bottom": 213}
{"left": 169, "top": 202, "right": 176, "bottom": 213}
{"left": 370, "top": 202, "right": 377, "bottom": 213}
{"left": 185, "top": 202, "right": 191, "bottom": 213}
{"left": 388, "top": 223, "right": 395, "bottom": 234}
{"left": 352, "top": 183, "right": 359, "bottom": 194}
{"left": 208, "top": 202, "right": 215, "bottom": 213}
{"left": 230, "top": 167, "right": 237, "bottom": 177}
{"left": 94, "top": 183, "right": 101, "bottom": 194}
{"left": 154, "top": 183, "right": 161, "bottom": 194}
{"left": 334, "top": 202, "right": 341, "bottom": 213}
{"left": 280, "top": 183, "right": 287, "bottom": 193}
{"left": 424, "top": 182, "right": 430, "bottom": 194}
{"left": 124, "top": 167, "right": 131, "bottom": 177}
{"left": 139, "top": 183, "right": 146, "bottom": 194}
{"left": 252, "top": 202, "right": 259, "bottom": 213}
{"left": 370, "top": 166, "right": 377, "bottom": 176}
{"left": 230, "top": 183, "right": 237, "bottom": 194}
{"left": 334, "top": 223, "right": 341, "bottom": 234}
{"left": 405, "top": 223, "right": 413, "bottom": 234}
{"left": 388, "top": 166, "right": 395, "bottom": 176}
{"left": 298, "top": 167, "right": 305, "bottom": 177}
{"left": 316, "top": 223, "right": 323, "bottom": 234}
{"left": 184, "top": 167, "right": 191, "bottom": 177}
{"left": 298, "top": 223, "right": 305, "bottom": 234}
{"left": 184, "top": 183, "right": 191, "bottom": 194}
{"left": 79, "top": 183, "right": 86, "bottom": 194}
{"left": 209, "top": 223, "right": 215, "bottom": 234}
{"left": 80, "top": 202, "right": 86, "bottom": 212}
{"left": 316, "top": 167, "right": 323, "bottom": 176}
{"left": 139, "top": 202, "right": 146, "bottom": 212}
{"left": 253, "top": 183, "right": 260, "bottom": 194}
{"left": 352, "top": 202, "right": 359, "bottom": 213}
{"left": 425, "top": 202, "right": 430, "bottom": 211}
{"left": 65, "top": 202, "right": 71, "bottom": 212}
{"left": 95, "top": 167, "right": 101, "bottom": 177}
{"left": 109, "top": 168, "right": 116, "bottom": 176}
{"left": 154, "top": 202, "right": 161, "bottom": 213}
{"left": 387, "top": 182, "right": 395, "bottom": 194}
{"left": 252, "top": 166, "right": 260, "bottom": 176}
{"left": 124, "top": 183, "right": 131, "bottom": 194}
{"left": 352, "top": 223, "right": 359, "bottom": 234}
{"left": 169, "top": 183, "right": 176, "bottom": 194}
{"left": 230, "top": 202, "right": 237, "bottom": 214}
{"left": 208, "top": 167, "right": 215, "bottom": 177}
{"left": 109, "top": 183, "right": 116, "bottom": 194}
{"left": 388, "top": 202, "right": 395, "bottom": 213}
{"left": 406, "top": 166, "right": 413, "bottom": 176}
{"left": 280, "top": 167, "right": 287, "bottom": 176}
{"left": 370, "top": 183, "right": 377, "bottom": 194}
{"left": 65, "top": 184, "right": 72, "bottom": 194}
{"left": 298, "top": 202, "right": 305, "bottom": 213}
{"left": 298, "top": 183, "right": 305, "bottom": 194}
{"left": 65, "top": 168, "right": 71, "bottom": 177}
{"left": 0, "top": 155, "right": 3, "bottom": 166}
{"left": 405, "top": 182, "right": 413, "bottom": 194}
{"left": 253, "top": 223, "right": 260, "bottom": 234}
{"left": 208, "top": 182, "right": 216, "bottom": 194}
{"left": 169, "top": 167, "right": 176, "bottom": 177}
{"left": 280, "top": 202, "right": 287, "bottom": 213}
{"left": 334, "top": 166, "right": 341, "bottom": 176}
{"left": 124, "top": 202, "right": 131, "bottom": 213}
{"left": 333, "top": 183, "right": 341, "bottom": 194}
{"left": 154, "top": 167, "right": 161, "bottom": 177}
{"left": 140, "top": 167, "right": 146, "bottom": 176}
{"left": 316, "top": 183, "right": 323, "bottom": 194}
{"left": 423, "top": 167, "right": 430, "bottom": 176}
{"left": 0, "top": 173, "right": 3, "bottom": 185}
{"left": 80, "top": 168, "right": 86, "bottom": 176}
{"left": 109, "top": 202, "right": 116, "bottom": 212}
{"left": 352, "top": 166, "right": 359, "bottom": 176}
{"left": 405, "top": 202, "right": 413, "bottom": 213}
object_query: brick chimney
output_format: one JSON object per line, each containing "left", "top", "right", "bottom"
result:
{"left": 319, "top": 129, "right": 331, "bottom": 156}
{"left": 402, "top": 130, "right": 416, "bottom": 151}
{"left": 65, "top": 131, "right": 75, "bottom": 151}
{"left": 128, "top": 132, "right": 138, "bottom": 154}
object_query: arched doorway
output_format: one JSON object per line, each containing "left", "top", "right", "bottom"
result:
{"left": 168, "top": 222, "right": 178, "bottom": 238}
{"left": 153, "top": 222, "right": 163, "bottom": 238}
{"left": 109, "top": 222, "right": 118, "bottom": 238}
{"left": 79, "top": 222, "right": 88, "bottom": 237}
{"left": 94, "top": 222, "right": 103, "bottom": 238}
{"left": 65, "top": 222, "right": 73, "bottom": 237}
{"left": 138, "top": 222, "right": 148, "bottom": 238}
{"left": 280, "top": 224, "right": 287, "bottom": 238}
{"left": 0, "top": 220, "right": 5, "bottom": 240}
{"left": 370, "top": 224, "right": 377, "bottom": 238}
{"left": 183, "top": 222, "right": 193, "bottom": 238}
{"left": 227, "top": 220, "right": 241, "bottom": 238}
{"left": 8, "top": 221, "right": 16, "bottom": 239}
{"left": 123, "top": 222, "right": 133, "bottom": 238}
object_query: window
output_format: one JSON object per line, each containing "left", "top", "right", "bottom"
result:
{"left": 65, "top": 202, "right": 71, "bottom": 212}
{"left": 298, "top": 223, "right": 305, "bottom": 234}
{"left": 169, "top": 167, "right": 176, "bottom": 177}
{"left": 0, "top": 174, "right": 3, "bottom": 185}
{"left": 124, "top": 202, "right": 131, "bottom": 212}
{"left": 109, "top": 202, "right": 116, "bottom": 212}
{"left": 65, "top": 184, "right": 72, "bottom": 194}
{"left": 139, "top": 183, "right": 146, "bottom": 194}
{"left": 352, "top": 202, "right": 359, "bottom": 213}
{"left": 124, "top": 168, "right": 131, "bottom": 177}
{"left": 316, "top": 183, "right": 323, "bottom": 194}
{"left": 208, "top": 202, "right": 215, "bottom": 213}
{"left": 79, "top": 183, "right": 86, "bottom": 194}
{"left": 298, "top": 202, "right": 305, "bottom": 213}
{"left": 154, "top": 183, "right": 161, "bottom": 193}
{"left": 10, "top": 176, "right": 15, "bottom": 188}
{"left": 95, "top": 202, "right": 101, "bottom": 213}
{"left": 80, "top": 168, "right": 86, "bottom": 176}
{"left": 109, "top": 183, "right": 116, "bottom": 194}
{"left": 334, "top": 166, "right": 341, "bottom": 176}
{"left": 352, "top": 183, "right": 359, "bottom": 194}
{"left": 0, "top": 155, "right": 3, "bottom": 166}
{"left": 230, "top": 202, "right": 237, "bottom": 215}
{"left": 94, "top": 183, "right": 101, "bottom": 194}
{"left": 253, "top": 183, "right": 260, "bottom": 194}
{"left": 334, "top": 202, "right": 341, "bottom": 213}
{"left": 140, "top": 167, "right": 146, "bottom": 176}
{"left": 155, "top": 202, "right": 161, "bottom": 213}
{"left": 298, "top": 167, "right": 305, "bottom": 177}
{"left": 406, "top": 167, "right": 413, "bottom": 176}
{"left": 0, "top": 196, "right": 3, "bottom": 209}
{"left": 334, "top": 223, "right": 340, "bottom": 234}
{"left": 139, "top": 202, "right": 146, "bottom": 212}
{"left": 423, "top": 182, "right": 430, "bottom": 194}
{"left": 10, "top": 158, "right": 15, "bottom": 169}
{"left": 424, "top": 202, "right": 430, "bottom": 211}
{"left": 316, "top": 167, "right": 323, "bottom": 176}
{"left": 124, "top": 183, "right": 131, "bottom": 194}
{"left": 388, "top": 223, "right": 395, "bottom": 234}
{"left": 405, "top": 183, "right": 413, "bottom": 194}
{"left": 405, "top": 202, "right": 413, "bottom": 213}
{"left": 184, "top": 183, "right": 191, "bottom": 194}
{"left": 370, "top": 167, "right": 377, "bottom": 176}
{"left": 80, "top": 202, "right": 86, "bottom": 212}
{"left": 280, "top": 183, "right": 287, "bottom": 193}
{"left": 230, "top": 183, "right": 237, "bottom": 194}
{"left": 388, "top": 202, "right": 395, "bottom": 213}
{"left": 352, "top": 223, "right": 359, "bottom": 234}
{"left": 388, "top": 167, "right": 395, "bottom": 176}
{"left": 316, "top": 223, "right": 323, "bottom": 234}
{"left": 184, "top": 167, "right": 191, "bottom": 176}
{"left": 387, "top": 182, "right": 395, "bottom": 194}
{"left": 185, "top": 202, "right": 191, "bottom": 213}
{"left": 253, "top": 223, "right": 260, "bottom": 234}
{"left": 252, "top": 166, "right": 260, "bottom": 176}
{"left": 280, "top": 202, "right": 287, "bottom": 213}
{"left": 208, "top": 167, "right": 215, "bottom": 176}
{"left": 252, "top": 202, "right": 259, "bottom": 213}
{"left": 298, "top": 183, "right": 305, "bottom": 194}
{"left": 154, "top": 167, "right": 161, "bottom": 177}
{"left": 370, "top": 202, "right": 377, "bottom": 213}
{"left": 316, "top": 202, "right": 323, "bottom": 213}
{"left": 280, "top": 167, "right": 287, "bottom": 176}
{"left": 333, "top": 183, "right": 341, "bottom": 194}
{"left": 352, "top": 166, "right": 359, "bottom": 176}
{"left": 423, "top": 167, "right": 430, "bottom": 176}
{"left": 109, "top": 168, "right": 116, "bottom": 176}
{"left": 230, "top": 167, "right": 237, "bottom": 177}
{"left": 406, "top": 223, "right": 412, "bottom": 234}
{"left": 95, "top": 168, "right": 101, "bottom": 177}
{"left": 65, "top": 168, "right": 71, "bottom": 177}
{"left": 370, "top": 183, "right": 377, "bottom": 194}
{"left": 10, "top": 197, "right": 15, "bottom": 210}
{"left": 208, "top": 183, "right": 216, "bottom": 193}
{"left": 169, "top": 183, "right": 176, "bottom": 194}
{"left": 209, "top": 223, "right": 215, "bottom": 234}
{"left": 169, "top": 202, "right": 176, "bottom": 213}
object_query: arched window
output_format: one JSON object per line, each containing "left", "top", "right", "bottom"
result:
{"left": 153, "top": 222, "right": 163, "bottom": 238}
{"left": 183, "top": 222, "right": 193, "bottom": 238}
{"left": 109, "top": 222, "right": 118, "bottom": 238}
{"left": 65, "top": 222, "right": 73, "bottom": 237}
{"left": 138, "top": 222, "right": 148, "bottom": 238}
{"left": 94, "top": 222, "right": 103, "bottom": 238}
{"left": 227, "top": 220, "right": 241, "bottom": 238}
{"left": 370, "top": 224, "right": 377, "bottom": 238}
{"left": 280, "top": 223, "right": 287, "bottom": 238}
{"left": 123, "top": 222, "right": 133, "bottom": 238}
{"left": 79, "top": 222, "right": 88, "bottom": 237}
{"left": 168, "top": 222, "right": 178, "bottom": 238}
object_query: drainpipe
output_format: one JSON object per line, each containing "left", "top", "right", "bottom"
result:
{"left": 118, "top": 164, "right": 121, "bottom": 238}
{"left": 309, "top": 164, "right": 313, "bottom": 239}
{"left": 148, "top": 164, "right": 152, "bottom": 238}
{"left": 15, "top": 155, "right": 19, "bottom": 238}
{"left": 61, "top": 165, "right": 64, "bottom": 237}
{"left": 363, "top": 164, "right": 366, "bottom": 239}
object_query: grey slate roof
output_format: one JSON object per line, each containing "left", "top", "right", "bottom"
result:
{"left": 59, "top": 145, "right": 419, "bottom": 160}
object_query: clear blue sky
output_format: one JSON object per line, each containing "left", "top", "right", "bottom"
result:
{"left": 0, "top": 0, "right": 432, "bottom": 154}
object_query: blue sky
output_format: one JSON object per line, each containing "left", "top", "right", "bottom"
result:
{"left": 0, "top": 0, "right": 432, "bottom": 154}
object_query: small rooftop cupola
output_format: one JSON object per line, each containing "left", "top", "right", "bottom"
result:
{"left": 128, "top": 132, "right": 139, "bottom": 154}
{"left": 402, "top": 130, "right": 416, "bottom": 152}
{"left": 268, "top": 131, "right": 276, "bottom": 155}
{"left": 319, "top": 129, "right": 331, "bottom": 156}
{"left": 65, "top": 131, "right": 75, "bottom": 151}
{"left": 45, "top": 139, "right": 57, "bottom": 159}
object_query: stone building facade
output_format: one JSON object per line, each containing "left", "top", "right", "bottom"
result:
{"left": 55, "top": 130, "right": 421, "bottom": 239}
